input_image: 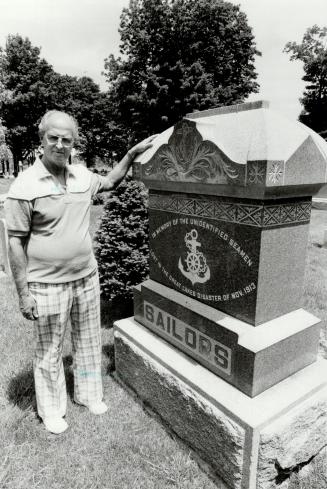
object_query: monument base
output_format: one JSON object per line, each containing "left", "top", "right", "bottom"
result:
{"left": 134, "top": 280, "right": 321, "bottom": 397}
{"left": 114, "top": 318, "right": 327, "bottom": 489}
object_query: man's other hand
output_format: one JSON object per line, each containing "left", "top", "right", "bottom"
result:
{"left": 19, "top": 294, "right": 39, "bottom": 321}
{"left": 129, "top": 134, "right": 158, "bottom": 158}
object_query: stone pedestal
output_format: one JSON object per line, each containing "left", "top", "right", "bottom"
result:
{"left": 114, "top": 319, "right": 327, "bottom": 489}
{"left": 134, "top": 280, "right": 320, "bottom": 397}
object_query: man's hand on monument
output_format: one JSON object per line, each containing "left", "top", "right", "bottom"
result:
{"left": 19, "top": 294, "right": 39, "bottom": 321}
{"left": 128, "top": 134, "right": 158, "bottom": 159}
{"left": 102, "top": 134, "right": 158, "bottom": 191}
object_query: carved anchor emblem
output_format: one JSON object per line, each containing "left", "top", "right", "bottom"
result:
{"left": 178, "top": 229, "right": 211, "bottom": 285}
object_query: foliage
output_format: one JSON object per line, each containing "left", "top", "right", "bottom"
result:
{"left": 104, "top": 0, "right": 260, "bottom": 147}
{"left": 0, "top": 34, "right": 118, "bottom": 169}
{"left": 0, "top": 35, "right": 54, "bottom": 173}
{"left": 92, "top": 191, "right": 106, "bottom": 205}
{"left": 94, "top": 176, "right": 149, "bottom": 301}
{"left": 0, "top": 55, "right": 11, "bottom": 105}
{"left": 0, "top": 119, "right": 13, "bottom": 165}
{"left": 284, "top": 25, "right": 327, "bottom": 135}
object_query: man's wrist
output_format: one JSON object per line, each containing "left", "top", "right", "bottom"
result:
{"left": 18, "top": 289, "right": 30, "bottom": 300}
{"left": 19, "top": 295, "right": 29, "bottom": 303}
{"left": 127, "top": 149, "right": 136, "bottom": 161}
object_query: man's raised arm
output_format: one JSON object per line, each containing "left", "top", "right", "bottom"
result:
{"left": 101, "top": 135, "right": 156, "bottom": 191}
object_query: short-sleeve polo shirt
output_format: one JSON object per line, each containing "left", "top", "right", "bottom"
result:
{"left": 4, "top": 158, "right": 107, "bottom": 283}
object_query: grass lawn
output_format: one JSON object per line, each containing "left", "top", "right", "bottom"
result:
{"left": 0, "top": 202, "right": 326, "bottom": 488}
{"left": 315, "top": 183, "right": 327, "bottom": 198}
{"left": 303, "top": 209, "right": 327, "bottom": 356}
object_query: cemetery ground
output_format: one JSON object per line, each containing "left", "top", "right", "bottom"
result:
{"left": 0, "top": 179, "right": 326, "bottom": 488}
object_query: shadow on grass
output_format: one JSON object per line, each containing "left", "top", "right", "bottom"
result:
{"left": 102, "top": 343, "right": 115, "bottom": 373}
{"left": 6, "top": 342, "right": 116, "bottom": 409}
{"left": 63, "top": 355, "right": 74, "bottom": 400}
{"left": 7, "top": 365, "right": 36, "bottom": 411}
{"left": 7, "top": 355, "right": 75, "bottom": 410}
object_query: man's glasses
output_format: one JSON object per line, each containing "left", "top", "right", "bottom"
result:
{"left": 46, "top": 134, "right": 74, "bottom": 147}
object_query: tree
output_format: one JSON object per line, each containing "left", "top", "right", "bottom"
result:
{"left": 284, "top": 25, "right": 327, "bottom": 135}
{"left": 94, "top": 177, "right": 149, "bottom": 302}
{"left": 104, "top": 0, "right": 260, "bottom": 147}
{"left": 0, "top": 35, "right": 54, "bottom": 174}
{"left": 0, "top": 34, "right": 118, "bottom": 170}
{"left": 0, "top": 53, "right": 11, "bottom": 105}
{"left": 0, "top": 119, "right": 13, "bottom": 174}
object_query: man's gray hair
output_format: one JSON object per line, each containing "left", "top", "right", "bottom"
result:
{"left": 38, "top": 110, "right": 79, "bottom": 140}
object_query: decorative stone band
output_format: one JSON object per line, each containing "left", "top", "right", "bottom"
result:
{"left": 149, "top": 194, "right": 312, "bottom": 228}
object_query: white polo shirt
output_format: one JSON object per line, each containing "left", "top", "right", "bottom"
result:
{"left": 4, "top": 158, "right": 107, "bottom": 283}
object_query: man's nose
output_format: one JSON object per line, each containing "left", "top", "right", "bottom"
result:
{"left": 55, "top": 138, "right": 63, "bottom": 149}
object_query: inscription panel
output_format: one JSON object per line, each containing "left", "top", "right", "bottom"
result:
{"left": 143, "top": 301, "right": 232, "bottom": 375}
{"left": 149, "top": 210, "right": 260, "bottom": 324}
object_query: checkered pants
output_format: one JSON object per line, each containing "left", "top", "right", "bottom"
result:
{"left": 29, "top": 270, "right": 103, "bottom": 419}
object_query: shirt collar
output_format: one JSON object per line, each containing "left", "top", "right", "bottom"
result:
{"left": 33, "top": 157, "right": 76, "bottom": 179}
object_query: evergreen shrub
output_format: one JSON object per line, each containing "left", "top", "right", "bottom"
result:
{"left": 92, "top": 193, "right": 105, "bottom": 205}
{"left": 94, "top": 176, "right": 149, "bottom": 302}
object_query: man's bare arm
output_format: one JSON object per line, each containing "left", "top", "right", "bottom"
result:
{"left": 101, "top": 135, "right": 157, "bottom": 191}
{"left": 8, "top": 236, "right": 38, "bottom": 320}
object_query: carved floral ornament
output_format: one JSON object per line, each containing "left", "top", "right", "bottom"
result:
{"left": 143, "top": 120, "right": 240, "bottom": 184}
{"left": 268, "top": 163, "right": 284, "bottom": 184}
{"left": 142, "top": 120, "right": 290, "bottom": 187}
{"left": 246, "top": 161, "right": 284, "bottom": 186}
{"left": 247, "top": 162, "right": 266, "bottom": 185}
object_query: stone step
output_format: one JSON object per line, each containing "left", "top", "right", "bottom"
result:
{"left": 114, "top": 318, "right": 327, "bottom": 489}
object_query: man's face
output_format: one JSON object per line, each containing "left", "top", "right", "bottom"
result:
{"left": 42, "top": 115, "right": 74, "bottom": 172}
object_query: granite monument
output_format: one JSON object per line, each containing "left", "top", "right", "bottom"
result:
{"left": 114, "top": 101, "right": 327, "bottom": 489}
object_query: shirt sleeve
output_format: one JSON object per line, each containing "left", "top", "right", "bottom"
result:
{"left": 90, "top": 173, "right": 110, "bottom": 197}
{"left": 4, "top": 198, "right": 33, "bottom": 237}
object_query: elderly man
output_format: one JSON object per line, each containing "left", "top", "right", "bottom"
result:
{"left": 5, "top": 110, "right": 154, "bottom": 434}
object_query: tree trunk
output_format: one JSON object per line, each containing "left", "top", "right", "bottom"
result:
{"left": 13, "top": 152, "right": 19, "bottom": 177}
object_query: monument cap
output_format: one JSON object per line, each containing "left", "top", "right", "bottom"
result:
{"left": 134, "top": 100, "right": 327, "bottom": 199}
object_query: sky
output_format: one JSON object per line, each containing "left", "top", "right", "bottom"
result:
{"left": 0, "top": 0, "right": 327, "bottom": 121}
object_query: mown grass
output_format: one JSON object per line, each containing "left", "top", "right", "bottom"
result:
{"left": 0, "top": 196, "right": 326, "bottom": 488}
{"left": 303, "top": 209, "right": 327, "bottom": 357}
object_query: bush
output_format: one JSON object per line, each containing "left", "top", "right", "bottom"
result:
{"left": 94, "top": 176, "right": 149, "bottom": 302}
{"left": 92, "top": 193, "right": 106, "bottom": 205}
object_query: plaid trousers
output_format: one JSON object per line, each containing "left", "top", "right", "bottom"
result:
{"left": 29, "top": 270, "right": 103, "bottom": 419}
